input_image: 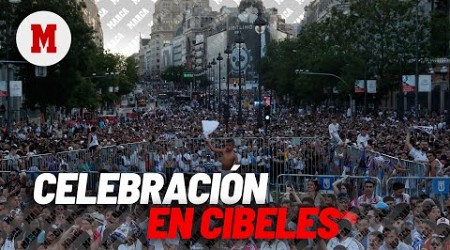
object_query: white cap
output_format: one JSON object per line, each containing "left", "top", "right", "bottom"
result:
{"left": 437, "top": 217, "right": 450, "bottom": 226}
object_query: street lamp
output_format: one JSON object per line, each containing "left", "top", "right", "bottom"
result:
{"left": 224, "top": 46, "right": 232, "bottom": 133}
{"left": 207, "top": 62, "right": 212, "bottom": 110}
{"left": 211, "top": 59, "right": 217, "bottom": 112}
{"left": 235, "top": 32, "right": 245, "bottom": 125}
{"left": 254, "top": 11, "right": 266, "bottom": 129}
{"left": 295, "top": 69, "right": 353, "bottom": 113}
{"left": 217, "top": 53, "right": 223, "bottom": 113}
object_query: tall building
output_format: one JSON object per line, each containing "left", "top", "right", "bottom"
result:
{"left": 78, "top": 0, "right": 104, "bottom": 48}
{"left": 138, "top": 37, "right": 151, "bottom": 81}
{"left": 148, "top": 0, "right": 210, "bottom": 79}
{"left": 302, "top": 0, "right": 350, "bottom": 26}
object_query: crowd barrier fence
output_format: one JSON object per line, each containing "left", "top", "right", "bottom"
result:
{"left": 275, "top": 174, "right": 382, "bottom": 201}
{"left": 0, "top": 137, "right": 433, "bottom": 200}
{"left": 385, "top": 176, "right": 450, "bottom": 198}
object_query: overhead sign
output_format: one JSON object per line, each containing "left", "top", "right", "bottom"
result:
{"left": 183, "top": 72, "right": 193, "bottom": 78}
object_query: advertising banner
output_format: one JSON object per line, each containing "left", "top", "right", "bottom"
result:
{"left": 402, "top": 75, "right": 416, "bottom": 92}
{"left": 0, "top": 81, "right": 7, "bottom": 97}
{"left": 367, "top": 80, "right": 377, "bottom": 94}
{"left": 402, "top": 75, "right": 432, "bottom": 92}
{"left": 355, "top": 80, "right": 364, "bottom": 93}
{"left": 418, "top": 75, "right": 432, "bottom": 92}
{"left": 9, "top": 81, "right": 22, "bottom": 97}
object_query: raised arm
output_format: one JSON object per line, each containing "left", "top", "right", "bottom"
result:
{"left": 87, "top": 132, "right": 92, "bottom": 149}
{"left": 332, "top": 176, "right": 348, "bottom": 195}
{"left": 405, "top": 131, "right": 413, "bottom": 151}
{"left": 206, "top": 139, "right": 224, "bottom": 154}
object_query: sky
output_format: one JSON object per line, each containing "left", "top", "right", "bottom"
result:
{"left": 96, "top": 0, "right": 311, "bottom": 56}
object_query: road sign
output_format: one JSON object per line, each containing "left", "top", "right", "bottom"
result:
{"left": 183, "top": 72, "right": 193, "bottom": 78}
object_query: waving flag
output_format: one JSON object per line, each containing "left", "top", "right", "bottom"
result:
{"left": 202, "top": 120, "right": 219, "bottom": 139}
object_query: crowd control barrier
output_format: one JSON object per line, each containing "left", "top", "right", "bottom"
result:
{"left": 385, "top": 176, "right": 450, "bottom": 198}
{"left": 275, "top": 174, "right": 382, "bottom": 202}
{"left": 0, "top": 137, "right": 433, "bottom": 200}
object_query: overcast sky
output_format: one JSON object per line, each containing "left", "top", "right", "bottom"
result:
{"left": 96, "top": 0, "right": 311, "bottom": 56}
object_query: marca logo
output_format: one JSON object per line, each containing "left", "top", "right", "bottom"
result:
{"left": 16, "top": 11, "right": 71, "bottom": 67}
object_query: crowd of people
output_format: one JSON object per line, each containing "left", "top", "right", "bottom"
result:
{"left": 0, "top": 90, "right": 448, "bottom": 249}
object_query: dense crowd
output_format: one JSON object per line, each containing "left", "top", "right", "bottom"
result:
{"left": 0, "top": 90, "right": 448, "bottom": 249}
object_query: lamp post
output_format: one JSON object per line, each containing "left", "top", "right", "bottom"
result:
{"left": 3, "top": 0, "right": 22, "bottom": 134}
{"left": 295, "top": 69, "right": 352, "bottom": 113}
{"left": 224, "top": 47, "right": 232, "bottom": 133}
{"left": 414, "top": 0, "right": 420, "bottom": 120}
{"left": 211, "top": 59, "right": 217, "bottom": 112}
{"left": 207, "top": 62, "right": 212, "bottom": 110}
{"left": 254, "top": 11, "right": 267, "bottom": 129}
{"left": 235, "top": 33, "right": 245, "bottom": 125}
{"left": 217, "top": 53, "right": 223, "bottom": 114}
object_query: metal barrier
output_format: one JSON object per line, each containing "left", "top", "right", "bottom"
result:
{"left": 385, "top": 176, "right": 450, "bottom": 198}
{"left": 2, "top": 170, "right": 167, "bottom": 195}
{"left": 344, "top": 145, "right": 426, "bottom": 194}
{"left": 275, "top": 174, "right": 382, "bottom": 202}
{"left": 0, "top": 138, "right": 429, "bottom": 196}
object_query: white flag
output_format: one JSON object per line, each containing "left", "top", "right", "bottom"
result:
{"left": 202, "top": 120, "right": 219, "bottom": 139}
{"left": 412, "top": 125, "right": 434, "bottom": 134}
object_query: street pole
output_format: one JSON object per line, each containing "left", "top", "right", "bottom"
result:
{"left": 6, "top": 64, "right": 11, "bottom": 134}
{"left": 254, "top": 11, "right": 266, "bottom": 129}
{"left": 224, "top": 47, "right": 232, "bottom": 134}
{"left": 211, "top": 59, "right": 217, "bottom": 112}
{"left": 295, "top": 70, "right": 349, "bottom": 114}
{"left": 217, "top": 53, "right": 223, "bottom": 114}
{"left": 208, "top": 62, "right": 212, "bottom": 110}
{"left": 364, "top": 69, "right": 368, "bottom": 115}
{"left": 236, "top": 33, "right": 244, "bottom": 125}
{"left": 414, "top": 0, "right": 420, "bottom": 120}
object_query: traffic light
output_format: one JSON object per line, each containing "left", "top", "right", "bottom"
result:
{"left": 264, "top": 105, "right": 271, "bottom": 123}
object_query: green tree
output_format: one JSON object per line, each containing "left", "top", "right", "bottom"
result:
{"left": 263, "top": 0, "right": 431, "bottom": 107}
{"left": 1, "top": 0, "right": 138, "bottom": 117}
{"left": 161, "top": 66, "right": 184, "bottom": 87}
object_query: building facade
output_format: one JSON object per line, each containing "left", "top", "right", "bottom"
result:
{"left": 79, "top": 0, "right": 104, "bottom": 48}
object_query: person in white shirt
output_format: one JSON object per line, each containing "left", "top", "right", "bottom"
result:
{"left": 88, "top": 126, "right": 101, "bottom": 159}
{"left": 392, "top": 182, "right": 410, "bottom": 205}
{"left": 367, "top": 208, "right": 384, "bottom": 233}
{"left": 328, "top": 116, "right": 342, "bottom": 145}
{"left": 356, "top": 127, "right": 369, "bottom": 149}
{"left": 405, "top": 131, "right": 428, "bottom": 163}
{"left": 327, "top": 219, "right": 364, "bottom": 250}
{"left": 352, "top": 180, "right": 383, "bottom": 206}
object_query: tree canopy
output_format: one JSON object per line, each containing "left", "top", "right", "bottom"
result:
{"left": 262, "top": 0, "right": 441, "bottom": 107}
{"left": 0, "top": 0, "right": 138, "bottom": 113}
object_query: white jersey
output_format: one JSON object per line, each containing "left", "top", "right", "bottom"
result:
{"left": 89, "top": 133, "right": 99, "bottom": 148}
{"left": 328, "top": 123, "right": 342, "bottom": 144}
